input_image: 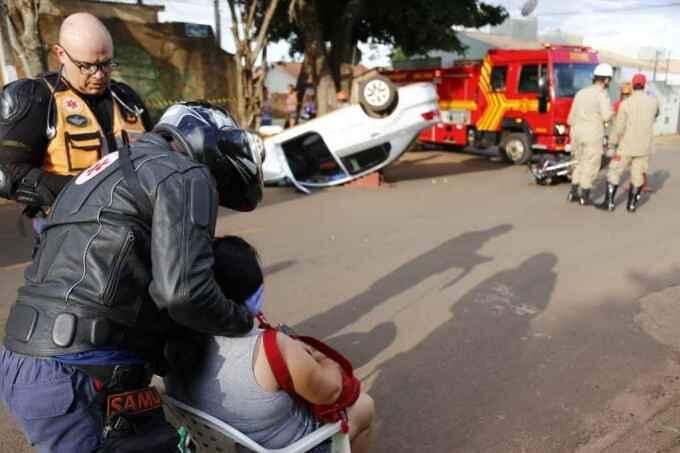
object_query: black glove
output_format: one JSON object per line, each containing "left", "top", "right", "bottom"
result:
{"left": 15, "top": 168, "right": 55, "bottom": 208}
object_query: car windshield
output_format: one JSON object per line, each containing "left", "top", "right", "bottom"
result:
{"left": 553, "top": 63, "right": 596, "bottom": 98}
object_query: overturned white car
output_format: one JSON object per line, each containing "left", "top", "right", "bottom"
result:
{"left": 262, "top": 77, "right": 439, "bottom": 193}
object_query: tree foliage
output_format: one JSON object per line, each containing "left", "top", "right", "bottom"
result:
{"left": 361, "top": 0, "right": 508, "bottom": 56}
{"left": 275, "top": 0, "right": 507, "bottom": 55}
{"left": 270, "top": 0, "right": 507, "bottom": 113}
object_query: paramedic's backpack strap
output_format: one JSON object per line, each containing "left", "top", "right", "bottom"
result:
{"left": 261, "top": 329, "right": 295, "bottom": 394}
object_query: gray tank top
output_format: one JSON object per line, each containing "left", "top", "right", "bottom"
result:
{"left": 169, "top": 328, "right": 321, "bottom": 449}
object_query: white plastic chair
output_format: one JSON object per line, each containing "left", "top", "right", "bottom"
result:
{"left": 162, "top": 395, "right": 351, "bottom": 453}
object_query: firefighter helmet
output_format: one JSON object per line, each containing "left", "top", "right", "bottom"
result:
{"left": 593, "top": 63, "right": 614, "bottom": 78}
{"left": 632, "top": 73, "right": 647, "bottom": 89}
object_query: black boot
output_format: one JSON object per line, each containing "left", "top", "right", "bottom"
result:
{"left": 596, "top": 183, "right": 618, "bottom": 211}
{"left": 627, "top": 185, "right": 643, "bottom": 212}
{"left": 579, "top": 189, "right": 591, "bottom": 206}
{"left": 567, "top": 184, "right": 579, "bottom": 203}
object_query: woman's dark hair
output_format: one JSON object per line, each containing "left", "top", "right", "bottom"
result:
{"left": 213, "top": 236, "right": 263, "bottom": 305}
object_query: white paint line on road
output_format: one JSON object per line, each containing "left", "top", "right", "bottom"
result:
{"left": 0, "top": 261, "right": 31, "bottom": 271}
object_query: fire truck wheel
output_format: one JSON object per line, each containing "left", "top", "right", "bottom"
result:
{"left": 500, "top": 132, "right": 532, "bottom": 165}
{"left": 359, "top": 76, "right": 398, "bottom": 116}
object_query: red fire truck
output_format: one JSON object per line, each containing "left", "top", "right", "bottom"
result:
{"left": 383, "top": 45, "right": 600, "bottom": 167}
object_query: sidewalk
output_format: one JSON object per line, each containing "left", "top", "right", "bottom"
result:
{"left": 654, "top": 134, "right": 680, "bottom": 147}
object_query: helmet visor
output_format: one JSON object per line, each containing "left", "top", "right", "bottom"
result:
{"left": 215, "top": 128, "right": 263, "bottom": 211}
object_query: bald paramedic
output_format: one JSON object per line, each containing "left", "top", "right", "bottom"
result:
{"left": 0, "top": 12, "right": 151, "bottom": 214}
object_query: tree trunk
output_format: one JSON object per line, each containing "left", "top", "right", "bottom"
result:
{"left": 0, "top": 7, "right": 18, "bottom": 84}
{"left": 4, "top": 0, "right": 46, "bottom": 77}
{"left": 292, "top": 0, "right": 334, "bottom": 115}
{"left": 329, "top": 0, "right": 364, "bottom": 100}
{"left": 226, "top": 0, "right": 278, "bottom": 128}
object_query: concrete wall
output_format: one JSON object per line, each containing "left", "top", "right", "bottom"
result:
{"left": 40, "top": 0, "right": 162, "bottom": 24}
{"left": 441, "top": 34, "right": 491, "bottom": 64}
{"left": 540, "top": 30, "right": 584, "bottom": 46}
{"left": 491, "top": 18, "right": 538, "bottom": 42}
{"left": 265, "top": 68, "right": 296, "bottom": 94}
{"left": 648, "top": 82, "right": 680, "bottom": 135}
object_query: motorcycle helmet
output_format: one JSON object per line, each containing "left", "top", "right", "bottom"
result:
{"left": 155, "top": 102, "right": 263, "bottom": 212}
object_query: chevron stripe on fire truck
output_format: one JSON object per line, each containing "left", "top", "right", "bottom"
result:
{"left": 439, "top": 100, "right": 478, "bottom": 110}
{"left": 476, "top": 57, "right": 543, "bottom": 132}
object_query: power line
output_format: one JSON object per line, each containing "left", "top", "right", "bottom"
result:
{"left": 539, "top": 1, "right": 680, "bottom": 16}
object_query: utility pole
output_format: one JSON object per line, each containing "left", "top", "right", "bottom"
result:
{"left": 214, "top": 0, "right": 221, "bottom": 48}
{"left": 652, "top": 49, "right": 665, "bottom": 82}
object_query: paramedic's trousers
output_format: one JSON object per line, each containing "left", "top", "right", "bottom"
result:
{"left": 0, "top": 348, "right": 102, "bottom": 453}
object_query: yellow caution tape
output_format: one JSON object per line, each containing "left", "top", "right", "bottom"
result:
{"left": 145, "top": 97, "right": 237, "bottom": 109}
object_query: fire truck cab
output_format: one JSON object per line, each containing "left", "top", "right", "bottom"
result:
{"left": 383, "top": 45, "right": 600, "bottom": 165}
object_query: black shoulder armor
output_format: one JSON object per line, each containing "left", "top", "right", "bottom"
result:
{"left": 0, "top": 80, "right": 39, "bottom": 126}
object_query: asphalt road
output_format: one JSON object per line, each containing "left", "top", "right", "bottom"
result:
{"left": 2, "top": 141, "right": 680, "bottom": 452}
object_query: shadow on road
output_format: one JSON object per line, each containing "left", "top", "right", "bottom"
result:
{"left": 595, "top": 169, "right": 671, "bottom": 208}
{"left": 383, "top": 154, "right": 507, "bottom": 183}
{"left": 638, "top": 169, "right": 671, "bottom": 209}
{"left": 326, "top": 322, "right": 397, "bottom": 369}
{"left": 294, "top": 224, "right": 514, "bottom": 344}
{"left": 369, "top": 253, "right": 558, "bottom": 452}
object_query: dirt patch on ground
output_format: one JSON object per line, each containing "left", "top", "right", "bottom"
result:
{"left": 575, "top": 286, "right": 680, "bottom": 452}
{"left": 636, "top": 287, "right": 680, "bottom": 351}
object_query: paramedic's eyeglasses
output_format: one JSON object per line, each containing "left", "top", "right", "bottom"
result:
{"left": 59, "top": 45, "right": 119, "bottom": 75}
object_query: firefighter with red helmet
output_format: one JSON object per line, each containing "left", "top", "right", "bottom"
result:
{"left": 596, "top": 73, "right": 659, "bottom": 212}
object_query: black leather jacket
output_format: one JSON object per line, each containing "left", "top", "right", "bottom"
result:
{"left": 4, "top": 133, "right": 253, "bottom": 362}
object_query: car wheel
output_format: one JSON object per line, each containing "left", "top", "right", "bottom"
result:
{"left": 359, "top": 76, "right": 398, "bottom": 116}
{"left": 500, "top": 132, "right": 532, "bottom": 165}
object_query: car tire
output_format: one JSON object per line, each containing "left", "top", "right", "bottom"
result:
{"left": 359, "top": 76, "right": 398, "bottom": 116}
{"left": 500, "top": 132, "right": 532, "bottom": 165}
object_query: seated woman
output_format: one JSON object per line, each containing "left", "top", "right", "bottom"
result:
{"left": 165, "top": 236, "right": 374, "bottom": 452}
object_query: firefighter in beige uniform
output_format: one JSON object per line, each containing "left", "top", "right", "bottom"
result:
{"left": 596, "top": 73, "right": 659, "bottom": 212}
{"left": 566, "top": 63, "right": 614, "bottom": 205}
